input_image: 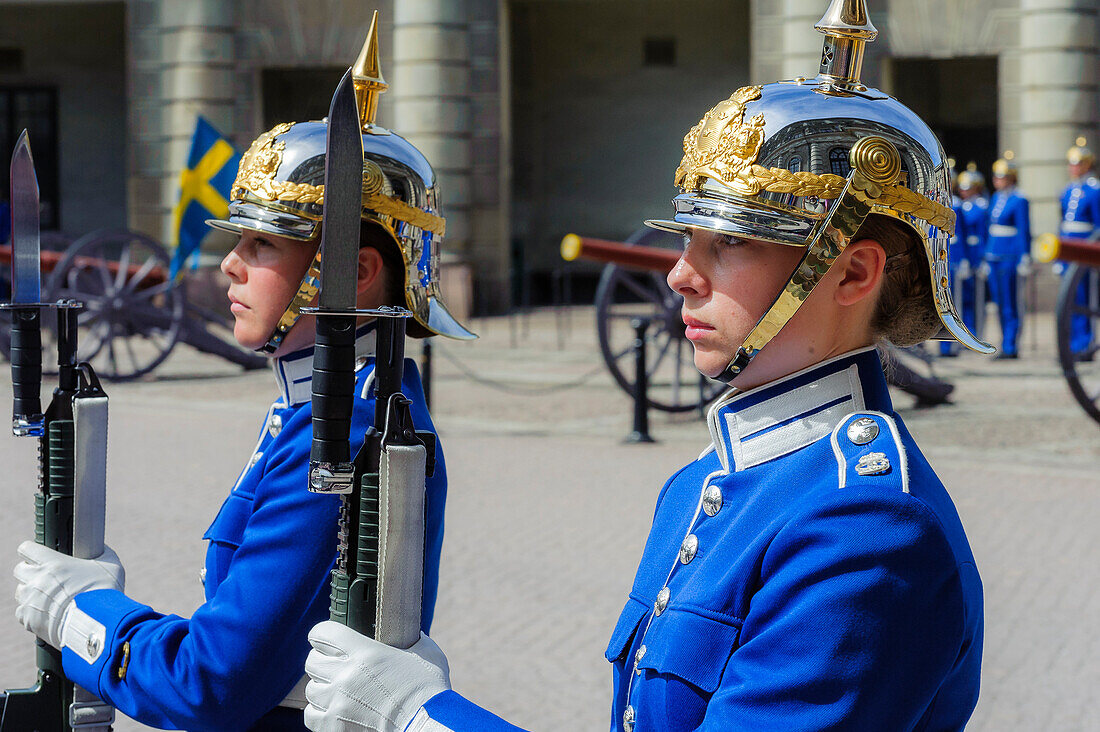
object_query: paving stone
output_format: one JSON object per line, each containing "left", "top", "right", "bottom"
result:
{"left": 0, "top": 307, "right": 1095, "bottom": 730}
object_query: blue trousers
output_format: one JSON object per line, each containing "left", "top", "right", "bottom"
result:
{"left": 1068, "top": 267, "right": 1094, "bottom": 355}
{"left": 986, "top": 259, "right": 1020, "bottom": 355}
{"left": 940, "top": 264, "right": 979, "bottom": 355}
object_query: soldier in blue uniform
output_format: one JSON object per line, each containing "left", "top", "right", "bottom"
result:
{"left": 984, "top": 152, "right": 1032, "bottom": 358}
{"left": 952, "top": 164, "right": 990, "bottom": 350}
{"left": 12, "top": 25, "right": 475, "bottom": 731}
{"left": 1058, "top": 138, "right": 1100, "bottom": 359}
{"left": 299, "top": 3, "right": 987, "bottom": 731}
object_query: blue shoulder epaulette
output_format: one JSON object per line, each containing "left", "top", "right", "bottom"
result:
{"left": 830, "top": 411, "right": 909, "bottom": 492}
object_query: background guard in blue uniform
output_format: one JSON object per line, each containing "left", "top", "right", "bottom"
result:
{"left": 299, "top": 2, "right": 988, "bottom": 731}
{"left": 984, "top": 152, "right": 1032, "bottom": 358}
{"left": 943, "top": 164, "right": 990, "bottom": 354}
{"left": 1058, "top": 138, "right": 1100, "bottom": 359}
{"left": 12, "top": 25, "right": 476, "bottom": 732}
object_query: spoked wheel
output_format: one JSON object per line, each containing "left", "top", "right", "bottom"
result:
{"left": 1055, "top": 263, "right": 1100, "bottom": 425}
{"left": 595, "top": 228, "right": 726, "bottom": 413}
{"left": 44, "top": 229, "right": 184, "bottom": 380}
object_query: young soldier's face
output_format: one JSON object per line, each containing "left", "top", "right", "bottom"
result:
{"left": 667, "top": 228, "right": 834, "bottom": 386}
{"left": 220, "top": 231, "right": 319, "bottom": 354}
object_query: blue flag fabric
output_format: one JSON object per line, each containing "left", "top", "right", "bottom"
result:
{"left": 170, "top": 117, "right": 240, "bottom": 278}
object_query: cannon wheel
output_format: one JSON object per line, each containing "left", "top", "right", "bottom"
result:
{"left": 1055, "top": 262, "right": 1100, "bottom": 425}
{"left": 595, "top": 228, "right": 726, "bottom": 413}
{"left": 44, "top": 229, "right": 185, "bottom": 381}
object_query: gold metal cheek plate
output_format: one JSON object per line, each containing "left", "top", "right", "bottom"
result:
{"left": 261, "top": 249, "right": 323, "bottom": 354}
{"left": 719, "top": 136, "right": 903, "bottom": 381}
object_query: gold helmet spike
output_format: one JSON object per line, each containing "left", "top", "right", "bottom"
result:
{"left": 815, "top": 0, "right": 878, "bottom": 87}
{"left": 966, "top": 162, "right": 978, "bottom": 171}
{"left": 353, "top": 10, "right": 388, "bottom": 130}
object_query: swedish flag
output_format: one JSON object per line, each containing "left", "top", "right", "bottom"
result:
{"left": 170, "top": 117, "right": 240, "bottom": 278}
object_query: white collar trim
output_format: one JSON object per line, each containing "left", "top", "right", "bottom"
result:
{"left": 273, "top": 326, "right": 378, "bottom": 406}
{"left": 706, "top": 347, "right": 873, "bottom": 472}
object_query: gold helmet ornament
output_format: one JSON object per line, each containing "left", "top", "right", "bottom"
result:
{"left": 991, "top": 150, "right": 1018, "bottom": 179}
{"left": 208, "top": 12, "right": 476, "bottom": 352}
{"left": 956, "top": 162, "right": 985, "bottom": 193}
{"left": 647, "top": 0, "right": 993, "bottom": 381}
{"left": 1067, "top": 136, "right": 1095, "bottom": 168}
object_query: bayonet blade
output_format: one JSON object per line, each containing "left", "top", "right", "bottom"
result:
{"left": 319, "top": 69, "right": 364, "bottom": 309}
{"left": 10, "top": 130, "right": 41, "bottom": 304}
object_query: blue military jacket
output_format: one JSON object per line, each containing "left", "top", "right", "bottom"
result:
{"left": 986, "top": 188, "right": 1030, "bottom": 261}
{"left": 411, "top": 349, "right": 983, "bottom": 732}
{"left": 958, "top": 196, "right": 989, "bottom": 267}
{"left": 60, "top": 326, "right": 447, "bottom": 731}
{"left": 1060, "top": 175, "right": 1100, "bottom": 240}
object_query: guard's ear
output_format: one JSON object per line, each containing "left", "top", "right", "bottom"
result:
{"left": 834, "top": 238, "right": 886, "bottom": 306}
{"left": 356, "top": 246, "right": 386, "bottom": 297}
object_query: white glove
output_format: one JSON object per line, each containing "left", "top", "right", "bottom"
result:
{"left": 1017, "top": 255, "right": 1032, "bottom": 277}
{"left": 304, "top": 621, "right": 451, "bottom": 732}
{"left": 13, "top": 541, "right": 124, "bottom": 650}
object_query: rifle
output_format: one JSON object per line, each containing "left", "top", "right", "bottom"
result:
{"left": 1, "top": 132, "right": 114, "bottom": 731}
{"left": 303, "top": 59, "right": 435, "bottom": 649}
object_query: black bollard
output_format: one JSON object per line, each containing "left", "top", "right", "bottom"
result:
{"left": 625, "top": 317, "right": 656, "bottom": 443}
{"left": 421, "top": 338, "right": 433, "bottom": 411}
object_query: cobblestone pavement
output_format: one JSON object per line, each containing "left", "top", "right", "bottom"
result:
{"left": 0, "top": 307, "right": 1096, "bottom": 731}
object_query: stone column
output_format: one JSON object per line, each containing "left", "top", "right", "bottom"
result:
{"left": 1017, "top": 0, "right": 1099, "bottom": 236}
{"left": 127, "top": 0, "right": 236, "bottom": 244}
{"left": 392, "top": 0, "right": 472, "bottom": 257}
{"left": 781, "top": 0, "right": 829, "bottom": 79}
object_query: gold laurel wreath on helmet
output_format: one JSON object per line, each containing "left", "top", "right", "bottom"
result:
{"left": 675, "top": 86, "right": 956, "bottom": 232}
{"left": 230, "top": 122, "right": 445, "bottom": 236}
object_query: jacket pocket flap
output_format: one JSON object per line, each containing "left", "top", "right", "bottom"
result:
{"left": 605, "top": 597, "right": 650, "bottom": 662}
{"left": 201, "top": 492, "right": 254, "bottom": 548}
{"left": 636, "top": 608, "right": 741, "bottom": 693}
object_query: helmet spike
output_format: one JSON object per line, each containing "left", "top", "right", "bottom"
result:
{"left": 353, "top": 10, "right": 388, "bottom": 129}
{"left": 815, "top": 0, "right": 878, "bottom": 88}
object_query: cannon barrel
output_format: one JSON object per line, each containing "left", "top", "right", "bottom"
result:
{"left": 561, "top": 233, "right": 680, "bottom": 274}
{"left": 1034, "top": 233, "right": 1100, "bottom": 267}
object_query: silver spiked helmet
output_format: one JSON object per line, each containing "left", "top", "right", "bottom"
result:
{"left": 647, "top": 0, "right": 993, "bottom": 380}
{"left": 209, "top": 12, "right": 475, "bottom": 350}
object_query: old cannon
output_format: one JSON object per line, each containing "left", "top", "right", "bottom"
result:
{"left": 1, "top": 228, "right": 266, "bottom": 380}
{"left": 1035, "top": 232, "right": 1100, "bottom": 425}
{"left": 561, "top": 229, "right": 726, "bottom": 413}
{"left": 562, "top": 230, "right": 957, "bottom": 412}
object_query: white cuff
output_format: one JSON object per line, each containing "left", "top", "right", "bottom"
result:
{"left": 407, "top": 707, "right": 454, "bottom": 732}
{"left": 60, "top": 602, "right": 107, "bottom": 665}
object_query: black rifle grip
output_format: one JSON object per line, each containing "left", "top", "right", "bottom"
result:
{"left": 311, "top": 314, "right": 356, "bottom": 465}
{"left": 10, "top": 307, "right": 42, "bottom": 422}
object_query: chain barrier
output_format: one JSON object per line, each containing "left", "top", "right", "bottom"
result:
{"left": 432, "top": 343, "right": 608, "bottom": 396}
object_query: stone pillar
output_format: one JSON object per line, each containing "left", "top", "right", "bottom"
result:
{"left": 392, "top": 0, "right": 472, "bottom": 260}
{"left": 1017, "top": 0, "right": 1099, "bottom": 236}
{"left": 781, "top": 0, "right": 828, "bottom": 79}
{"left": 127, "top": 0, "right": 236, "bottom": 244}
